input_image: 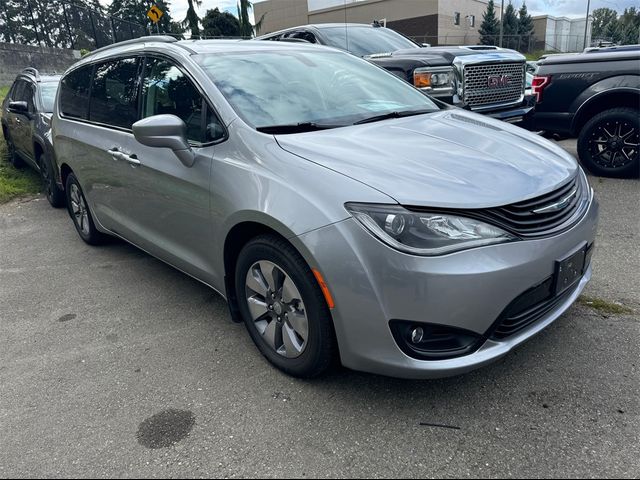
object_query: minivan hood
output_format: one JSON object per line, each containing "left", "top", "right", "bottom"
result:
{"left": 276, "top": 110, "right": 578, "bottom": 208}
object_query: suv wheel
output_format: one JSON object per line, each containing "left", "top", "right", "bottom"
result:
{"left": 65, "top": 173, "right": 107, "bottom": 245}
{"left": 578, "top": 108, "right": 639, "bottom": 178}
{"left": 235, "top": 235, "right": 337, "bottom": 378}
{"left": 39, "top": 152, "right": 65, "bottom": 208}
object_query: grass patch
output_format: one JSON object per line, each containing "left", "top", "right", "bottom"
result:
{"left": 578, "top": 295, "right": 634, "bottom": 315}
{"left": 0, "top": 85, "right": 42, "bottom": 204}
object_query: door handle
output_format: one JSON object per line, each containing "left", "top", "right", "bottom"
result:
{"left": 122, "top": 154, "right": 141, "bottom": 166}
{"left": 107, "top": 148, "right": 124, "bottom": 161}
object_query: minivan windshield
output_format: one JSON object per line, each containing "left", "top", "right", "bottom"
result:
{"left": 39, "top": 82, "right": 59, "bottom": 113}
{"left": 197, "top": 49, "right": 439, "bottom": 131}
{"left": 320, "top": 26, "right": 420, "bottom": 57}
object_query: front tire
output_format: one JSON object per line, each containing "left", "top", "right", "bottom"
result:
{"left": 235, "top": 235, "right": 337, "bottom": 378}
{"left": 39, "top": 152, "right": 65, "bottom": 208}
{"left": 577, "top": 108, "right": 639, "bottom": 178}
{"left": 65, "top": 173, "right": 107, "bottom": 245}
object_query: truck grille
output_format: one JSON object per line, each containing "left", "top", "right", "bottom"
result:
{"left": 463, "top": 62, "right": 525, "bottom": 110}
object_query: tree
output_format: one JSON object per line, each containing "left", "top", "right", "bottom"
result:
{"left": 617, "top": 7, "right": 640, "bottom": 45}
{"left": 603, "top": 19, "right": 622, "bottom": 43}
{"left": 479, "top": 0, "right": 500, "bottom": 45}
{"left": 183, "top": 0, "right": 201, "bottom": 39}
{"left": 591, "top": 7, "right": 618, "bottom": 39}
{"left": 516, "top": 1, "right": 534, "bottom": 52}
{"left": 237, "top": 0, "right": 266, "bottom": 38}
{"left": 202, "top": 8, "right": 241, "bottom": 38}
{"left": 502, "top": 1, "right": 519, "bottom": 49}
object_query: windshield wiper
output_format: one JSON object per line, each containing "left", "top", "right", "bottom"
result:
{"left": 353, "top": 108, "right": 437, "bottom": 125}
{"left": 256, "top": 122, "right": 343, "bottom": 134}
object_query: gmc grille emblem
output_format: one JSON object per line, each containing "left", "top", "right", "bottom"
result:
{"left": 487, "top": 75, "right": 512, "bottom": 88}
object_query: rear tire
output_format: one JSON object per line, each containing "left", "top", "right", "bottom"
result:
{"left": 235, "top": 234, "right": 337, "bottom": 378}
{"left": 39, "top": 151, "right": 65, "bottom": 208}
{"left": 577, "top": 108, "right": 639, "bottom": 178}
{"left": 65, "top": 173, "right": 107, "bottom": 245}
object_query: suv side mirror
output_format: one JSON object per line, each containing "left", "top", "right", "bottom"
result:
{"left": 421, "top": 43, "right": 431, "bottom": 48}
{"left": 132, "top": 114, "right": 196, "bottom": 168}
{"left": 8, "top": 101, "right": 29, "bottom": 115}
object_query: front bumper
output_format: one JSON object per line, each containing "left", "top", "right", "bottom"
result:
{"left": 295, "top": 194, "right": 599, "bottom": 379}
{"left": 483, "top": 95, "right": 535, "bottom": 126}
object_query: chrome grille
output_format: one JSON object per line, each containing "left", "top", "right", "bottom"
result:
{"left": 463, "top": 62, "right": 525, "bottom": 109}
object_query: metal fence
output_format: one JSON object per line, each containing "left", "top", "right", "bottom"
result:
{"left": 0, "top": 0, "right": 149, "bottom": 50}
{"left": 409, "top": 33, "right": 595, "bottom": 54}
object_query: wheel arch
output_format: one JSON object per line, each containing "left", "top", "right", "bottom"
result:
{"left": 572, "top": 86, "right": 640, "bottom": 136}
{"left": 221, "top": 216, "right": 325, "bottom": 324}
{"left": 59, "top": 163, "right": 74, "bottom": 191}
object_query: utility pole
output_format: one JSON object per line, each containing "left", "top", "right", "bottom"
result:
{"left": 583, "top": 0, "right": 591, "bottom": 49}
{"left": 499, "top": 0, "right": 504, "bottom": 47}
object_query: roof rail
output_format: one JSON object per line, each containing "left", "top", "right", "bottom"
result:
{"left": 21, "top": 67, "right": 40, "bottom": 80}
{"left": 83, "top": 35, "right": 178, "bottom": 59}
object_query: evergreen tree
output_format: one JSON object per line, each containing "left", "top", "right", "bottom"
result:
{"left": 517, "top": 2, "right": 534, "bottom": 52}
{"left": 203, "top": 8, "right": 241, "bottom": 38}
{"left": 502, "top": 1, "right": 519, "bottom": 49}
{"left": 237, "top": 0, "right": 266, "bottom": 38}
{"left": 183, "top": 0, "right": 202, "bottom": 39}
{"left": 604, "top": 19, "right": 622, "bottom": 43}
{"left": 479, "top": 0, "right": 500, "bottom": 45}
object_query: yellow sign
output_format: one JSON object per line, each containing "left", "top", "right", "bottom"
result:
{"left": 147, "top": 5, "right": 164, "bottom": 23}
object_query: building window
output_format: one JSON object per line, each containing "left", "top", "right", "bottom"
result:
{"left": 454, "top": 12, "right": 460, "bottom": 25}
{"left": 469, "top": 15, "right": 475, "bottom": 27}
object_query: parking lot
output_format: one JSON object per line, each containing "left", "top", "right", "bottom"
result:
{"left": 0, "top": 139, "right": 638, "bottom": 478}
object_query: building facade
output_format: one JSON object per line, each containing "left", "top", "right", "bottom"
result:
{"left": 254, "top": 0, "right": 501, "bottom": 46}
{"left": 532, "top": 15, "right": 593, "bottom": 52}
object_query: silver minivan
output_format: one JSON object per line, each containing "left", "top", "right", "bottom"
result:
{"left": 52, "top": 37, "right": 599, "bottom": 379}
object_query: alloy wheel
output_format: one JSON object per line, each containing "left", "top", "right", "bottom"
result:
{"left": 589, "top": 120, "right": 639, "bottom": 169}
{"left": 244, "top": 260, "right": 309, "bottom": 359}
{"left": 69, "top": 184, "right": 90, "bottom": 236}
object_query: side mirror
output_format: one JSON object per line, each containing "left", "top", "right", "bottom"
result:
{"left": 9, "top": 101, "right": 29, "bottom": 115}
{"left": 132, "top": 114, "right": 196, "bottom": 168}
{"left": 421, "top": 43, "right": 431, "bottom": 48}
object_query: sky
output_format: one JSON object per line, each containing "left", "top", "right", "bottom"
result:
{"left": 98, "top": 0, "right": 254, "bottom": 24}
{"left": 99, "top": 0, "right": 637, "bottom": 23}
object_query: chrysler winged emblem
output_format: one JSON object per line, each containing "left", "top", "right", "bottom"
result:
{"left": 532, "top": 187, "right": 578, "bottom": 214}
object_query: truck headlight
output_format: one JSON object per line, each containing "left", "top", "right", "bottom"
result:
{"left": 413, "top": 67, "right": 454, "bottom": 92}
{"left": 346, "top": 203, "right": 517, "bottom": 256}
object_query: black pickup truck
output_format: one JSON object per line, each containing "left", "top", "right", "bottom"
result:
{"left": 257, "top": 23, "right": 533, "bottom": 124}
{"left": 529, "top": 48, "right": 639, "bottom": 177}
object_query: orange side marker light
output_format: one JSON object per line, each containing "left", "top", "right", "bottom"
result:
{"left": 312, "top": 268, "right": 335, "bottom": 309}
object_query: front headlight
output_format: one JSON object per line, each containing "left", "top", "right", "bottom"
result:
{"left": 413, "top": 67, "right": 455, "bottom": 94}
{"left": 346, "top": 203, "right": 517, "bottom": 256}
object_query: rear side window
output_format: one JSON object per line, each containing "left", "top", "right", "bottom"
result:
{"left": 20, "top": 83, "right": 36, "bottom": 113}
{"left": 60, "top": 66, "right": 93, "bottom": 119}
{"left": 141, "top": 57, "right": 224, "bottom": 143}
{"left": 9, "top": 80, "right": 26, "bottom": 102}
{"left": 89, "top": 57, "right": 141, "bottom": 129}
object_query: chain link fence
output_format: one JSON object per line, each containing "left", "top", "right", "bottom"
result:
{"left": 0, "top": 0, "right": 149, "bottom": 50}
{"left": 409, "top": 33, "right": 596, "bottom": 54}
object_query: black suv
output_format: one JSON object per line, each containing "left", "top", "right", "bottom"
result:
{"left": 530, "top": 49, "right": 639, "bottom": 178}
{"left": 1, "top": 68, "right": 65, "bottom": 206}
{"left": 257, "top": 23, "right": 532, "bottom": 124}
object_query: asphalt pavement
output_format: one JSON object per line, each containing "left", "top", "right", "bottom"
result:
{"left": 0, "top": 140, "right": 638, "bottom": 478}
